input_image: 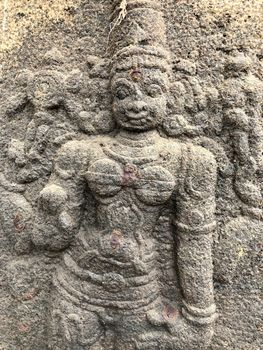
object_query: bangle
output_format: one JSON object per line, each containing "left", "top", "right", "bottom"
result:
{"left": 182, "top": 300, "right": 217, "bottom": 326}
{"left": 174, "top": 221, "right": 216, "bottom": 235}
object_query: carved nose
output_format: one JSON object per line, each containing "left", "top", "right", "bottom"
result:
{"left": 127, "top": 101, "right": 148, "bottom": 113}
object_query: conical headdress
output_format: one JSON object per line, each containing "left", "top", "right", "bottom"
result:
{"left": 109, "top": 0, "right": 170, "bottom": 73}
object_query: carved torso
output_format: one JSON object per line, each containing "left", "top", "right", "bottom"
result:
{"left": 56, "top": 132, "right": 184, "bottom": 311}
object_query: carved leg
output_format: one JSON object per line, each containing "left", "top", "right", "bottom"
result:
{"left": 115, "top": 309, "right": 160, "bottom": 350}
{"left": 48, "top": 295, "right": 104, "bottom": 350}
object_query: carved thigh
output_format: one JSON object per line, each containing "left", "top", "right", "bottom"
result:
{"left": 49, "top": 295, "right": 103, "bottom": 350}
{"left": 114, "top": 311, "right": 156, "bottom": 350}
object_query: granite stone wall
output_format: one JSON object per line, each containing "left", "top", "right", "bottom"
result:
{"left": 0, "top": 1, "right": 262, "bottom": 349}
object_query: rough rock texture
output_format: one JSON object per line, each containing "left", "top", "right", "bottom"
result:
{"left": 0, "top": 1, "right": 262, "bottom": 349}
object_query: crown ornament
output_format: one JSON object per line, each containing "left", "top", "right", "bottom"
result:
{"left": 108, "top": 0, "right": 171, "bottom": 73}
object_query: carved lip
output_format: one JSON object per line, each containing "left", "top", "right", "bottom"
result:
{"left": 125, "top": 111, "right": 149, "bottom": 120}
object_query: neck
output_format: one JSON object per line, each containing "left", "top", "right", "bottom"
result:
{"left": 116, "top": 129, "right": 158, "bottom": 147}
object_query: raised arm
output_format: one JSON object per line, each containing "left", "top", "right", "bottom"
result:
{"left": 175, "top": 145, "right": 217, "bottom": 328}
{"left": 32, "top": 140, "right": 89, "bottom": 251}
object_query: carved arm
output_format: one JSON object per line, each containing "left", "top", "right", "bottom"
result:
{"left": 32, "top": 141, "right": 89, "bottom": 251}
{"left": 175, "top": 145, "right": 218, "bottom": 327}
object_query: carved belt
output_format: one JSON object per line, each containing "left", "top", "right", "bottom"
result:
{"left": 62, "top": 253, "right": 157, "bottom": 293}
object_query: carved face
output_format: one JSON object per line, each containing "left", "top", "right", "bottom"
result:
{"left": 111, "top": 68, "right": 168, "bottom": 131}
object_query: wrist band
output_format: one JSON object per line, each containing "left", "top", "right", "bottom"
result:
{"left": 174, "top": 221, "right": 216, "bottom": 235}
{"left": 182, "top": 300, "right": 217, "bottom": 326}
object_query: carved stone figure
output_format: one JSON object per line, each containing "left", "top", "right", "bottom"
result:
{"left": 0, "top": 53, "right": 83, "bottom": 255}
{"left": 31, "top": 1, "right": 217, "bottom": 349}
{"left": 221, "top": 53, "right": 263, "bottom": 219}
{"left": 4, "top": 51, "right": 85, "bottom": 185}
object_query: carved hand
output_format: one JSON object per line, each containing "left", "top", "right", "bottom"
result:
{"left": 39, "top": 184, "right": 68, "bottom": 214}
{"left": 33, "top": 184, "right": 77, "bottom": 250}
{"left": 39, "top": 184, "right": 77, "bottom": 231}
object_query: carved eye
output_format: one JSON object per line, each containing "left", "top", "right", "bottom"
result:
{"left": 116, "top": 87, "right": 130, "bottom": 100}
{"left": 147, "top": 84, "right": 163, "bottom": 98}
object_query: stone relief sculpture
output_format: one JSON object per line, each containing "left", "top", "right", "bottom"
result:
{"left": 2, "top": 1, "right": 261, "bottom": 349}
{"left": 221, "top": 53, "right": 263, "bottom": 219}
{"left": 212, "top": 52, "right": 263, "bottom": 288}
{"left": 30, "top": 1, "right": 218, "bottom": 349}
{"left": 0, "top": 51, "right": 84, "bottom": 256}
{"left": 4, "top": 60, "right": 80, "bottom": 184}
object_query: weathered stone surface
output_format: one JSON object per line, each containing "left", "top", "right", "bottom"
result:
{"left": 0, "top": 1, "right": 262, "bottom": 349}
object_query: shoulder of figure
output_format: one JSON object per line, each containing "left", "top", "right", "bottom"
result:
{"left": 57, "top": 139, "right": 91, "bottom": 160}
{"left": 54, "top": 136, "right": 113, "bottom": 179}
{"left": 156, "top": 135, "right": 183, "bottom": 156}
{"left": 54, "top": 140, "right": 93, "bottom": 179}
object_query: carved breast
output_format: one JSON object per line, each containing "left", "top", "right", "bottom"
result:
{"left": 85, "top": 158, "right": 175, "bottom": 205}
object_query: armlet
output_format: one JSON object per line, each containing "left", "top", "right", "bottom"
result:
{"left": 182, "top": 300, "right": 217, "bottom": 326}
{"left": 173, "top": 220, "right": 216, "bottom": 235}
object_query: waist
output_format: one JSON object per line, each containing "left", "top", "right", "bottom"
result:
{"left": 68, "top": 227, "right": 158, "bottom": 274}
{"left": 63, "top": 253, "right": 157, "bottom": 286}
{"left": 54, "top": 257, "right": 159, "bottom": 309}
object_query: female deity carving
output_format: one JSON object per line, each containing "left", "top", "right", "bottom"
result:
{"left": 33, "top": 1, "right": 217, "bottom": 349}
